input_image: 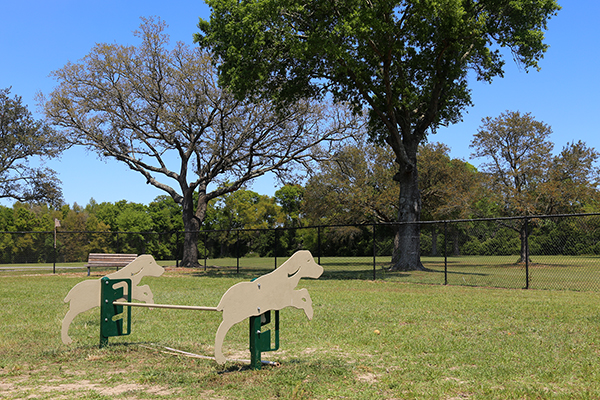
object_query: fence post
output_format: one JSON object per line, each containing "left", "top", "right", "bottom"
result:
{"left": 175, "top": 231, "right": 180, "bottom": 268}
{"left": 204, "top": 232, "right": 208, "bottom": 271}
{"left": 372, "top": 223, "right": 376, "bottom": 280}
{"left": 53, "top": 239, "right": 57, "bottom": 274}
{"left": 525, "top": 217, "right": 530, "bottom": 289}
{"left": 444, "top": 221, "right": 448, "bottom": 285}
{"left": 53, "top": 225, "right": 58, "bottom": 273}
{"left": 317, "top": 226, "right": 321, "bottom": 265}
{"left": 274, "top": 228, "right": 278, "bottom": 270}
{"left": 236, "top": 230, "right": 240, "bottom": 274}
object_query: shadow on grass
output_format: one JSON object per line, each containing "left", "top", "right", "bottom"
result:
{"left": 425, "top": 268, "right": 489, "bottom": 277}
{"left": 185, "top": 266, "right": 411, "bottom": 280}
{"left": 175, "top": 258, "right": 499, "bottom": 281}
{"left": 105, "top": 342, "right": 277, "bottom": 373}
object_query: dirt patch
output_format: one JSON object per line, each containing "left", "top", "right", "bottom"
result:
{"left": 225, "top": 349, "right": 250, "bottom": 361}
{"left": 97, "top": 383, "right": 177, "bottom": 396}
{"left": 0, "top": 382, "right": 16, "bottom": 392}
{"left": 356, "top": 371, "right": 378, "bottom": 383}
{"left": 301, "top": 347, "right": 318, "bottom": 355}
{"left": 2, "top": 379, "right": 180, "bottom": 399}
{"left": 38, "top": 380, "right": 96, "bottom": 392}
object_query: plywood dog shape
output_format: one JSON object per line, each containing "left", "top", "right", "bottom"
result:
{"left": 61, "top": 255, "right": 164, "bottom": 344}
{"left": 214, "top": 250, "right": 323, "bottom": 364}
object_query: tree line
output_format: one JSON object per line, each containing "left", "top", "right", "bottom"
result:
{"left": 2, "top": 133, "right": 599, "bottom": 263}
{"left": 0, "top": 188, "right": 303, "bottom": 263}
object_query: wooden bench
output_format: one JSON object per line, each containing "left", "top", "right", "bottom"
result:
{"left": 85, "top": 253, "right": 138, "bottom": 276}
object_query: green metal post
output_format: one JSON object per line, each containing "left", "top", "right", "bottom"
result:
{"left": 249, "top": 315, "right": 263, "bottom": 370}
{"left": 249, "top": 310, "right": 280, "bottom": 370}
{"left": 100, "top": 277, "right": 132, "bottom": 348}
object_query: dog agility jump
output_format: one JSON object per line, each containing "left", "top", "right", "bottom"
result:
{"left": 61, "top": 254, "right": 165, "bottom": 345}
{"left": 61, "top": 251, "right": 323, "bottom": 369}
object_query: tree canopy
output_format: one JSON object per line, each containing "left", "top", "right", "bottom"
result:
{"left": 197, "top": 0, "right": 560, "bottom": 271}
{"left": 471, "top": 110, "right": 599, "bottom": 217}
{"left": 0, "top": 87, "right": 65, "bottom": 206}
{"left": 470, "top": 110, "right": 600, "bottom": 262}
{"left": 418, "top": 142, "right": 485, "bottom": 221}
{"left": 42, "top": 18, "right": 359, "bottom": 267}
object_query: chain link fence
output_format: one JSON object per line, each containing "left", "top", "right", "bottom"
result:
{"left": 2, "top": 213, "right": 600, "bottom": 291}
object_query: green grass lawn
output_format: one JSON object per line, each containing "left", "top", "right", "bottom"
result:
{"left": 2, "top": 264, "right": 600, "bottom": 399}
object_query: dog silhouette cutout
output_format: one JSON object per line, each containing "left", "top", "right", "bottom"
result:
{"left": 61, "top": 255, "right": 164, "bottom": 344}
{"left": 214, "top": 250, "right": 323, "bottom": 364}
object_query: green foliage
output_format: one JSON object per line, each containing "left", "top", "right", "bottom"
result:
{"left": 471, "top": 111, "right": 600, "bottom": 261}
{"left": 3, "top": 180, "right": 600, "bottom": 264}
{"left": 303, "top": 140, "right": 497, "bottom": 231}
{"left": 472, "top": 111, "right": 600, "bottom": 217}
{"left": 148, "top": 196, "right": 184, "bottom": 233}
{"left": 212, "top": 189, "right": 281, "bottom": 230}
{"left": 529, "top": 216, "right": 600, "bottom": 256}
{"left": 303, "top": 141, "right": 398, "bottom": 225}
{"left": 419, "top": 143, "right": 491, "bottom": 220}
{"left": 199, "top": 0, "right": 559, "bottom": 128}
{"left": 202, "top": 189, "right": 284, "bottom": 257}
{"left": 0, "top": 88, "right": 66, "bottom": 207}
{"left": 316, "top": 225, "right": 374, "bottom": 257}
{"left": 275, "top": 184, "right": 305, "bottom": 228}
{"left": 472, "top": 111, "right": 554, "bottom": 216}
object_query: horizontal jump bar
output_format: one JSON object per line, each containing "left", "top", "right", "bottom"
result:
{"left": 113, "top": 301, "right": 219, "bottom": 312}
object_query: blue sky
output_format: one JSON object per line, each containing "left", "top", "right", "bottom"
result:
{"left": 1, "top": 1, "right": 598, "bottom": 207}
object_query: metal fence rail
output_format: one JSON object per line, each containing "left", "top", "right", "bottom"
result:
{"left": 2, "top": 213, "right": 600, "bottom": 291}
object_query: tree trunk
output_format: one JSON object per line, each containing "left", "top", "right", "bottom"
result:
{"left": 431, "top": 225, "right": 438, "bottom": 256}
{"left": 180, "top": 189, "right": 201, "bottom": 268}
{"left": 453, "top": 227, "right": 460, "bottom": 256}
{"left": 518, "top": 222, "right": 530, "bottom": 264}
{"left": 390, "top": 166, "right": 424, "bottom": 271}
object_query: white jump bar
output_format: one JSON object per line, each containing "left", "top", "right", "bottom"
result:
{"left": 113, "top": 301, "right": 218, "bottom": 312}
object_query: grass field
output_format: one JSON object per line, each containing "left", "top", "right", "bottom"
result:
{"left": 2, "top": 260, "right": 600, "bottom": 399}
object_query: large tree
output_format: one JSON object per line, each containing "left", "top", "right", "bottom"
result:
{"left": 0, "top": 87, "right": 65, "bottom": 206}
{"left": 197, "top": 0, "right": 560, "bottom": 270}
{"left": 42, "top": 18, "right": 358, "bottom": 267}
{"left": 470, "top": 110, "right": 599, "bottom": 262}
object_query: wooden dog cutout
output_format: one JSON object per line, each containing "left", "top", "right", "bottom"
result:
{"left": 61, "top": 255, "right": 164, "bottom": 344}
{"left": 214, "top": 250, "right": 323, "bottom": 364}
